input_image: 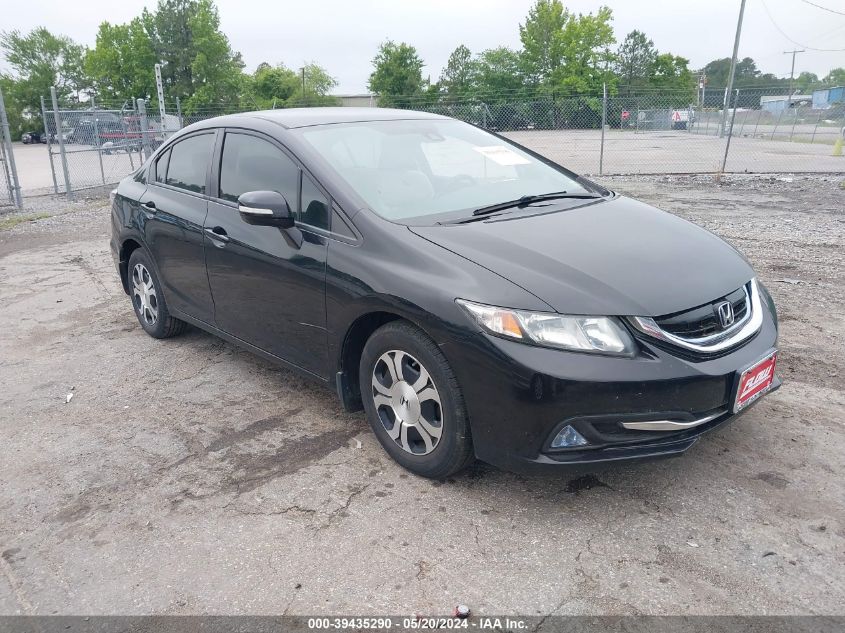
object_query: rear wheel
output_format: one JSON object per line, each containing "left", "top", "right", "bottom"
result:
{"left": 359, "top": 321, "right": 473, "bottom": 478}
{"left": 127, "top": 249, "right": 187, "bottom": 339}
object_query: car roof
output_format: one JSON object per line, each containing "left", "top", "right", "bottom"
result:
{"left": 188, "top": 107, "right": 449, "bottom": 131}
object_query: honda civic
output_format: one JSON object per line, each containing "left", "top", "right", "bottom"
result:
{"left": 110, "top": 108, "right": 780, "bottom": 478}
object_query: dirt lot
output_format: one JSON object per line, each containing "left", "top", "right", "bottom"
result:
{"left": 0, "top": 175, "right": 843, "bottom": 616}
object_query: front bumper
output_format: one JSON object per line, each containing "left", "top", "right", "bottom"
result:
{"left": 444, "top": 301, "right": 780, "bottom": 474}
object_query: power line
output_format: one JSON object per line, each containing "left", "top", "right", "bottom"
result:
{"left": 761, "top": 0, "right": 845, "bottom": 51}
{"left": 799, "top": 0, "right": 845, "bottom": 17}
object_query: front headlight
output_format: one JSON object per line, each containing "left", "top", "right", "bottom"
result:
{"left": 456, "top": 299, "right": 635, "bottom": 355}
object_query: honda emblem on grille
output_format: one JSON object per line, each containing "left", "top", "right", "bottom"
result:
{"left": 717, "top": 301, "right": 735, "bottom": 328}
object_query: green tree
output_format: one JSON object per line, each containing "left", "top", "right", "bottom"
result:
{"left": 649, "top": 53, "right": 695, "bottom": 101}
{"left": 368, "top": 41, "right": 425, "bottom": 107}
{"left": 251, "top": 63, "right": 299, "bottom": 107}
{"left": 85, "top": 18, "right": 157, "bottom": 104}
{"left": 519, "top": 0, "right": 615, "bottom": 94}
{"left": 0, "top": 27, "right": 87, "bottom": 133}
{"left": 0, "top": 27, "right": 87, "bottom": 101}
{"left": 702, "top": 56, "right": 773, "bottom": 89}
{"left": 475, "top": 47, "right": 525, "bottom": 101}
{"left": 0, "top": 76, "right": 27, "bottom": 136}
{"left": 287, "top": 63, "right": 339, "bottom": 106}
{"left": 140, "top": 0, "right": 246, "bottom": 112}
{"left": 248, "top": 62, "right": 338, "bottom": 109}
{"left": 824, "top": 67, "right": 845, "bottom": 85}
{"left": 183, "top": 0, "right": 245, "bottom": 111}
{"left": 554, "top": 6, "right": 615, "bottom": 94}
{"left": 795, "top": 71, "right": 819, "bottom": 93}
{"left": 519, "top": 0, "right": 567, "bottom": 87}
{"left": 615, "top": 30, "right": 656, "bottom": 92}
{"left": 439, "top": 44, "right": 478, "bottom": 101}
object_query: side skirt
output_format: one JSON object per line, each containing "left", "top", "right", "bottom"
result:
{"left": 170, "top": 308, "right": 332, "bottom": 388}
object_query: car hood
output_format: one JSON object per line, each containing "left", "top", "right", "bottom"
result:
{"left": 409, "top": 196, "right": 754, "bottom": 317}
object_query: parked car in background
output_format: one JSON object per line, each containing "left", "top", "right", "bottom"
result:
{"left": 111, "top": 108, "right": 780, "bottom": 478}
{"left": 68, "top": 112, "right": 127, "bottom": 145}
{"left": 21, "top": 131, "right": 46, "bottom": 144}
{"left": 670, "top": 109, "right": 695, "bottom": 130}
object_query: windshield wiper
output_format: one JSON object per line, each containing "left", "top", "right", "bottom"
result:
{"left": 471, "top": 191, "right": 603, "bottom": 217}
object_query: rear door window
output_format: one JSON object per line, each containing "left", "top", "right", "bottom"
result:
{"left": 165, "top": 133, "right": 215, "bottom": 194}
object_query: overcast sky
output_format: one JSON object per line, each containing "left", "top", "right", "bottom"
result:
{"left": 3, "top": 0, "right": 844, "bottom": 92}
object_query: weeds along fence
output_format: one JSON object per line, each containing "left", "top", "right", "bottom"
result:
{"left": 39, "top": 86, "right": 845, "bottom": 198}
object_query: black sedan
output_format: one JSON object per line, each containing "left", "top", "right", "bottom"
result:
{"left": 21, "top": 131, "right": 46, "bottom": 144}
{"left": 110, "top": 108, "right": 780, "bottom": 478}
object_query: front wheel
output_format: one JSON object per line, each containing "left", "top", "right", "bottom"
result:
{"left": 359, "top": 321, "right": 474, "bottom": 478}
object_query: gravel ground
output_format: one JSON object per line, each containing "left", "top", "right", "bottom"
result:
{"left": 0, "top": 174, "right": 843, "bottom": 616}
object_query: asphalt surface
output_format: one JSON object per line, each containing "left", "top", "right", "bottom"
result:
{"left": 0, "top": 175, "right": 843, "bottom": 615}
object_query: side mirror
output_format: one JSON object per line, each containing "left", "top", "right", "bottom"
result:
{"left": 237, "top": 190, "right": 295, "bottom": 228}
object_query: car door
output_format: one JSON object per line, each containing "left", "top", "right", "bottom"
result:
{"left": 203, "top": 129, "right": 329, "bottom": 377}
{"left": 138, "top": 131, "right": 216, "bottom": 323}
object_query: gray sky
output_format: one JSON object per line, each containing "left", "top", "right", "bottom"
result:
{"left": 3, "top": 0, "right": 844, "bottom": 92}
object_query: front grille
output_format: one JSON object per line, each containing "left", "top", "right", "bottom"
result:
{"left": 654, "top": 286, "right": 748, "bottom": 339}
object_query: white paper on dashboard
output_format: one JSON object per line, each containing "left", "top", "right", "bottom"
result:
{"left": 473, "top": 145, "right": 531, "bottom": 166}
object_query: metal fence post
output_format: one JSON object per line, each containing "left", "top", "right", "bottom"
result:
{"left": 810, "top": 110, "right": 823, "bottom": 144}
{"left": 41, "top": 96, "right": 59, "bottom": 194}
{"left": 771, "top": 106, "right": 785, "bottom": 141}
{"left": 789, "top": 106, "right": 800, "bottom": 142}
{"left": 90, "top": 95, "right": 106, "bottom": 185}
{"left": 599, "top": 83, "right": 607, "bottom": 175}
{"left": 50, "top": 86, "right": 73, "bottom": 200}
{"left": 720, "top": 89, "right": 740, "bottom": 175}
{"left": 118, "top": 107, "right": 135, "bottom": 171}
{"left": 137, "top": 99, "right": 152, "bottom": 160}
{"left": 635, "top": 98, "right": 640, "bottom": 134}
{"left": 737, "top": 108, "right": 749, "bottom": 137}
{"left": 176, "top": 96, "right": 183, "bottom": 129}
{"left": 0, "top": 85, "right": 23, "bottom": 208}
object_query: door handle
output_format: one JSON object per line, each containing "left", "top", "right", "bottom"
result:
{"left": 205, "top": 226, "right": 230, "bottom": 245}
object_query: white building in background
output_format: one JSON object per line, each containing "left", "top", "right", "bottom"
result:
{"left": 760, "top": 94, "right": 812, "bottom": 113}
{"left": 334, "top": 94, "right": 379, "bottom": 107}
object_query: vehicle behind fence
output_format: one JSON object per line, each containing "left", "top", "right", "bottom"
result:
{"left": 39, "top": 86, "right": 845, "bottom": 198}
{"left": 41, "top": 94, "right": 185, "bottom": 198}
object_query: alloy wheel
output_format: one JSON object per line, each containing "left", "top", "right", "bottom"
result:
{"left": 131, "top": 263, "right": 159, "bottom": 326}
{"left": 371, "top": 350, "right": 443, "bottom": 455}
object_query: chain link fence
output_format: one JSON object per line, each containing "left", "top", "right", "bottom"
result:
{"left": 414, "top": 88, "right": 845, "bottom": 175}
{"left": 40, "top": 93, "right": 183, "bottom": 198}
{"left": 0, "top": 85, "right": 23, "bottom": 208}
{"left": 33, "top": 85, "right": 845, "bottom": 198}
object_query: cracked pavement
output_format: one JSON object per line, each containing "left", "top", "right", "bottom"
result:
{"left": 0, "top": 175, "right": 843, "bottom": 615}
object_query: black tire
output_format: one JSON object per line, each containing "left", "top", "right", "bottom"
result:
{"left": 359, "top": 320, "right": 474, "bottom": 478}
{"left": 127, "top": 249, "right": 187, "bottom": 339}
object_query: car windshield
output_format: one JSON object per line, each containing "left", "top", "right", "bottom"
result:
{"left": 297, "top": 118, "right": 592, "bottom": 222}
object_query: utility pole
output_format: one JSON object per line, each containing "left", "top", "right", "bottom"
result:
{"left": 783, "top": 49, "right": 805, "bottom": 97}
{"left": 301, "top": 67, "right": 306, "bottom": 97}
{"left": 719, "top": 0, "right": 747, "bottom": 138}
